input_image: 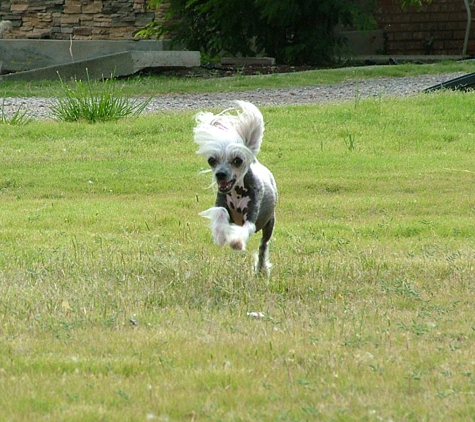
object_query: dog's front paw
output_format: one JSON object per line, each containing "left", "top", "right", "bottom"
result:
{"left": 226, "top": 224, "right": 251, "bottom": 251}
{"left": 199, "top": 207, "right": 230, "bottom": 246}
{"left": 229, "top": 238, "right": 245, "bottom": 251}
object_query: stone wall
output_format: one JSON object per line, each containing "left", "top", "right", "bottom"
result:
{"left": 0, "top": 0, "right": 167, "bottom": 40}
{"left": 375, "top": 0, "right": 470, "bottom": 55}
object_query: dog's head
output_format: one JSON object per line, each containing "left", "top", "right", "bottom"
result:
{"left": 194, "top": 101, "right": 264, "bottom": 194}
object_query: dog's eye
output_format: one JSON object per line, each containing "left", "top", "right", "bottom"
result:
{"left": 208, "top": 157, "right": 217, "bottom": 167}
{"left": 232, "top": 157, "right": 243, "bottom": 167}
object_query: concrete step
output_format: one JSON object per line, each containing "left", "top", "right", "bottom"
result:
{"left": 0, "top": 39, "right": 175, "bottom": 72}
{"left": 0, "top": 50, "right": 200, "bottom": 81}
{"left": 221, "top": 57, "right": 275, "bottom": 66}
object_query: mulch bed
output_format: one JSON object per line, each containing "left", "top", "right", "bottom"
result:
{"left": 138, "top": 64, "right": 321, "bottom": 78}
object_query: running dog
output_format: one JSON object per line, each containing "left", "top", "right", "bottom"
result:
{"left": 194, "top": 100, "right": 277, "bottom": 275}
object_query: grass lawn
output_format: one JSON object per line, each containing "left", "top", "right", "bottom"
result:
{"left": 1, "top": 66, "right": 475, "bottom": 420}
{"left": 1, "top": 60, "right": 475, "bottom": 98}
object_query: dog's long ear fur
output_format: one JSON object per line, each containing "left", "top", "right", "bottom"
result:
{"left": 194, "top": 101, "right": 264, "bottom": 158}
{"left": 234, "top": 101, "right": 264, "bottom": 155}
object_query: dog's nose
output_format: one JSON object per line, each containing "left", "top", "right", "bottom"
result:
{"left": 215, "top": 172, "right": 226, "bottom": 181}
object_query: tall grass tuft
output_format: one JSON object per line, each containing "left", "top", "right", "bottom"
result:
{"left": 0, "top": 99, "right": 31, "bottom": 125}
{"left": 50, "top": 70, "right": 152, "bottom": 122}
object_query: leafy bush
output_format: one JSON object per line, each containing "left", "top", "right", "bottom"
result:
{"left": 137, "top": 0, "right": 360, "bottom": 66}
{"left": 255, "top": 0, "right": 355, "bottom": 65}
{"left": 51, "top": 71, "right": 152, "bottom": 123}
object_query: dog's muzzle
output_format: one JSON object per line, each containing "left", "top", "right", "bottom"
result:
{"left": 217, "top": 179, "right": 235, "bottom": 193}
{"left": 215, "top": 171, "right": 235, "bottom": 193}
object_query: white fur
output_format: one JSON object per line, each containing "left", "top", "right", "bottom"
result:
{"left": 199, "top": 207, "right": 256, "bottom": 251}
{"left": 254, "top": 249, "right": 271, "bottom": 276}
{"left": 194, "top": 100, "right": 264, "bottom": 159}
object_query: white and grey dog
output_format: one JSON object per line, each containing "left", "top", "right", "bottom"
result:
{"left": 194, "top": 100, "right": 277, "bottom": 275}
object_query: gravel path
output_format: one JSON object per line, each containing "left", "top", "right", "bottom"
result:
{"left": 1, "top": 72, "right": 465, "bottom": 120}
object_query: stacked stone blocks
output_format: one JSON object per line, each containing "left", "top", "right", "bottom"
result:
{"left": 0, "top": 0, "right": 164, "bottom": 40}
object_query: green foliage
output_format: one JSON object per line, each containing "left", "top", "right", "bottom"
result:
{"left": 400, "top": 0, "right": 432, "bottom": 7}
{"left": 137, "top": 0, "right": 358, "bottom": 65}
{"left": 256, "top": 0, "right": 355, "bottom": 65}
{"left": 349, "top": 0, "right": 379, "bottom": 30}
{"left": 134, "top": 20, "right": 162, "bottom": 40}
{"left": 136, "top": 0, "right": 435, "bottom": 65}
{"left": 137, "top": 0, "right": 435, "bottom": 65}
{"left": 50, "top": 71, "right": 152, "bottom": 123}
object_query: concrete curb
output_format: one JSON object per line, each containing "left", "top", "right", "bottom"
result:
{"left": 0, "top": 50, "right": 201, "bottom": 81}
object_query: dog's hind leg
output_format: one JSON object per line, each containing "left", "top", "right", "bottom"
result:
{"left": 255, "top": 217, "right": 275, "bottom": 276}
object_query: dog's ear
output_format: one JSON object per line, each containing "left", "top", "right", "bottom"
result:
{"left": 234, "top": 101, "right": 264, "bottom": 155}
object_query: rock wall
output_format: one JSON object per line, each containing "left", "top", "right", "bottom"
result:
{"left": 0, "top": 0, "right": 167, "bottom": 40}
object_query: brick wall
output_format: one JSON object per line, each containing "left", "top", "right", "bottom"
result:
{"left": 375, "top": 0, "right": 470, "bottom": 55}
{"left": 0, "top": 0, "right": 167, "bottom": 40}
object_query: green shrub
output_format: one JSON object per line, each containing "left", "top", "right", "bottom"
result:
{"left": 137, "top": 0, "right": 357, "bottom": 66}
{"left": 51, "top": 71, "right": 152, "bottom": 123}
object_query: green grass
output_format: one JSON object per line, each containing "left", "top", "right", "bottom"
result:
{"left": 50, "top": 72, "right": 152, "bottom": 122}
{"left": 2, "top": 89, "right": 475, "bottom": 420}
{"left": 1, "top": 98, "right": 31, "bottom": 125}
{"left": 1, "top": 60, "right": 475, "bottom": 98}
